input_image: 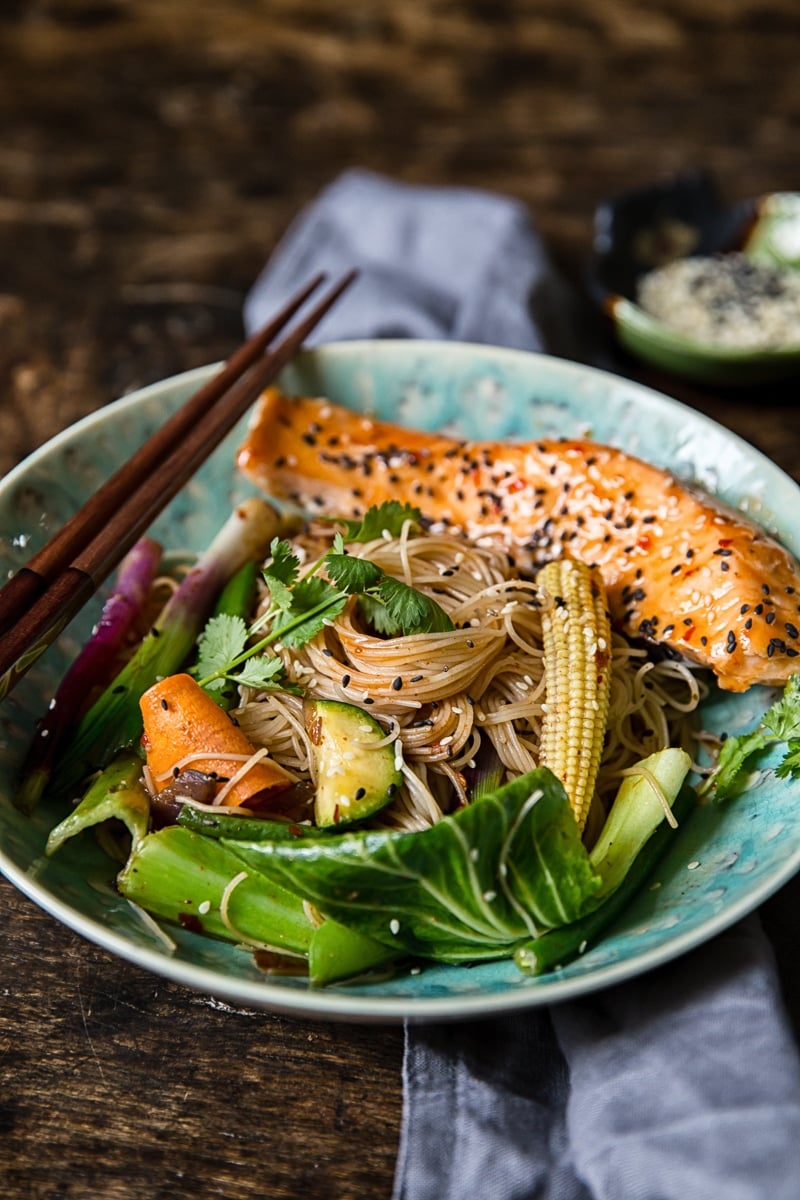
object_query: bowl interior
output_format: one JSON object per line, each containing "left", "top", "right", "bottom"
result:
{"left": 1, "top": 342, "right": 799, "bottom": 1022}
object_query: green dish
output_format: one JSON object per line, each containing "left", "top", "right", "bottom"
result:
{"left": 593, "top": 173, "right": 800, "bottom": 385}
{"left": 608, "top": 295, "right": 800, "bottom": 386}
{"left": 1, "top": 341, "right": 799, "bottom": 1022}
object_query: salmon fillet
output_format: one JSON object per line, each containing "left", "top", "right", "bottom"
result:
{"left": 237, "top": 388, "right": 800, "bottom": 693}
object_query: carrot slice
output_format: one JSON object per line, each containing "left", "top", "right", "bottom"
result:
{"left": 140, "top": 673, "right": 292, "bottom": 808}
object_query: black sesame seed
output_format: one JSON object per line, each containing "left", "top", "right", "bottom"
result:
{"left": 341, "top": 674, "right": 351, "bottom": 687}
{"left": 766, "top": 611, "right": 776, "bottom": 625}
{"left": 392, "top": 677, "right": 403, "bottom": 691}
{"left": 355, "top": 787, "right": 366, "bottom": 801}
{"left": 160, "top": 698, "right": 169, "bottom": 710}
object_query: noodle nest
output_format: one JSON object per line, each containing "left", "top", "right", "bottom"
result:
{"left": 234, "top": 521, "right": 704, "bottom": 832}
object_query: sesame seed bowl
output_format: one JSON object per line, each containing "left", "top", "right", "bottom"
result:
{"left": 592, "top": 171, "right": 800, "bottom": 385}
{"left": 1, "top": 341, "right": 799, "bottom": 1022}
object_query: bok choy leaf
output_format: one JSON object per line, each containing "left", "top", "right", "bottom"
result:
{"left": 219, "top": 768, "right": 603, "bottom": 963}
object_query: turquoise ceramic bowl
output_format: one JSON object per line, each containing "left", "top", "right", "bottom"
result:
{"left": 1, "top": 342, "right": 799, "bottom": 1022}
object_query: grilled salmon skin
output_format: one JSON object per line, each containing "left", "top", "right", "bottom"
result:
{"left": 238, "top": 388, "right": 800, "bottom": 693}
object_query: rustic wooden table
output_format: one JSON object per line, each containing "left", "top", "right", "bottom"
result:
{"left": 1, "top": 3, "right": 799, "bottom": 1197}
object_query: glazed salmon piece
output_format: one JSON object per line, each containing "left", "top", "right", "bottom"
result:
{"left": 238, "top": 388, "right": 800, "bottom": 693}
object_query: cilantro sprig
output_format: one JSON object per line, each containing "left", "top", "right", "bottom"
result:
{"left": 192, "top": 502, "right": 454, "bottom": 697}
{"left": 699, "top": 673, "right": 800, "bottom": 800}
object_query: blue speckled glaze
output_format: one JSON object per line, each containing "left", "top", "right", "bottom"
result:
{"left": 1, "top": 342, "right": 798, "bottom": 1023}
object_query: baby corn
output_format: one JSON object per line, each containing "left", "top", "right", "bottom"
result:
{"left": 537, "top": 558, "right": 612, "bottom": 833}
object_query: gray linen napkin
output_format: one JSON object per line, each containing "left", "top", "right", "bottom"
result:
{"left": 245, "top": 169, "right": 800, "bottom": 1200}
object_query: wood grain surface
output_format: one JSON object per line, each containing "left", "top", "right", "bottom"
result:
{"left": 1, "top": 2, "right": 799, "bottom": 1197}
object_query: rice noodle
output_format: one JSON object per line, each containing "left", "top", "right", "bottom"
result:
{"left": 234, "top": 522, "right": 705, "bottom": 832}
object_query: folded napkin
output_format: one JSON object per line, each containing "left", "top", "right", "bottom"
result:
{"left": 246, "top": 169, "right": 800, "bottom": 1200}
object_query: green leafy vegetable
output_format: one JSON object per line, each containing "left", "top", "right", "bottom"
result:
{"left": 324, "top": 549, "right": 384, "bottom": 595}
{"left": 359, "top": 574, "right": 455, "bottom": 636}
{"left": 270, "top": 575, "right": 346, "bottom": 646}
{"left": 333, "top": 501, "right": 422, "bottom": 543}
{"left": 264, "top": 536, "right": 302, "bottom": 589}
{"left": 192, "top": 502, "right": 453, "bottom": 692}
{"left": 515, "top": 781, "right": 696, "bottom": 976}
{"left": 46, "top": 751, "right": 150, "bottom": 857}
{"left": 193, "top": 613, "right": 292, "bottom": 698}
{"left": 219, "top": 767, "right": 602, "bottom": 963}
{"left": 308, "top": 918, "right": 402, "bottom": 986}
{"left": 699, "top": 673, "right": 800, "bottom": 800}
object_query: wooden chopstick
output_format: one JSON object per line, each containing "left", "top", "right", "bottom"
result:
{"left": 0, "top": 271, "right": 327, "bottom": 638}
{"left": 0, "top": 269, "right": 357, "bottom": 701}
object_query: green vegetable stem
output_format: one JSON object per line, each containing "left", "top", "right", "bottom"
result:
{"left": 117, "top": 825, "right": 316, "bottom": 958}
{"left": 17, "top": 537, "right": 162, "bottom": 813}
{"left": 54, "top": 499, "right": 285, "bottom": 794}
{"left": 514, "top": 782, "right": 696, "bottom": 977}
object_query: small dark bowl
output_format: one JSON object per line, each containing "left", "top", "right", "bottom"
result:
{"left": 591, "top": 171, "right": 800, "bottom": 385}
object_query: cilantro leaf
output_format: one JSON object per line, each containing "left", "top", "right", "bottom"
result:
{"left": 361, "top": 575, "right": 454, "bottom": 637}
{"left": 336, "top": 502, "right": 422, "bottom": 544}
{"left": 265, "top": 538, "right": 301, "bottom": 587}
{"left": 702, "top": 674, "right": 800, "bottom": 799}
{"left": 271, "top": 576, "right": 347, "bottom": 647}
{"left": 763, "top": 679, "right": 800, "bottom": 742}
{"left": 357, "top": 591, "right": 404, "bottom": 637}
{"left": 192, "top": 614, "right": 248, "bottom": 684}
{"left": 231, "top": 655, "right": 289, "bottom": 690}
{"left": 324, "top": 552, "right": 384, "bottom": 595}
{"left": 776, "top": 740, "right": 800, "bottom": 780}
